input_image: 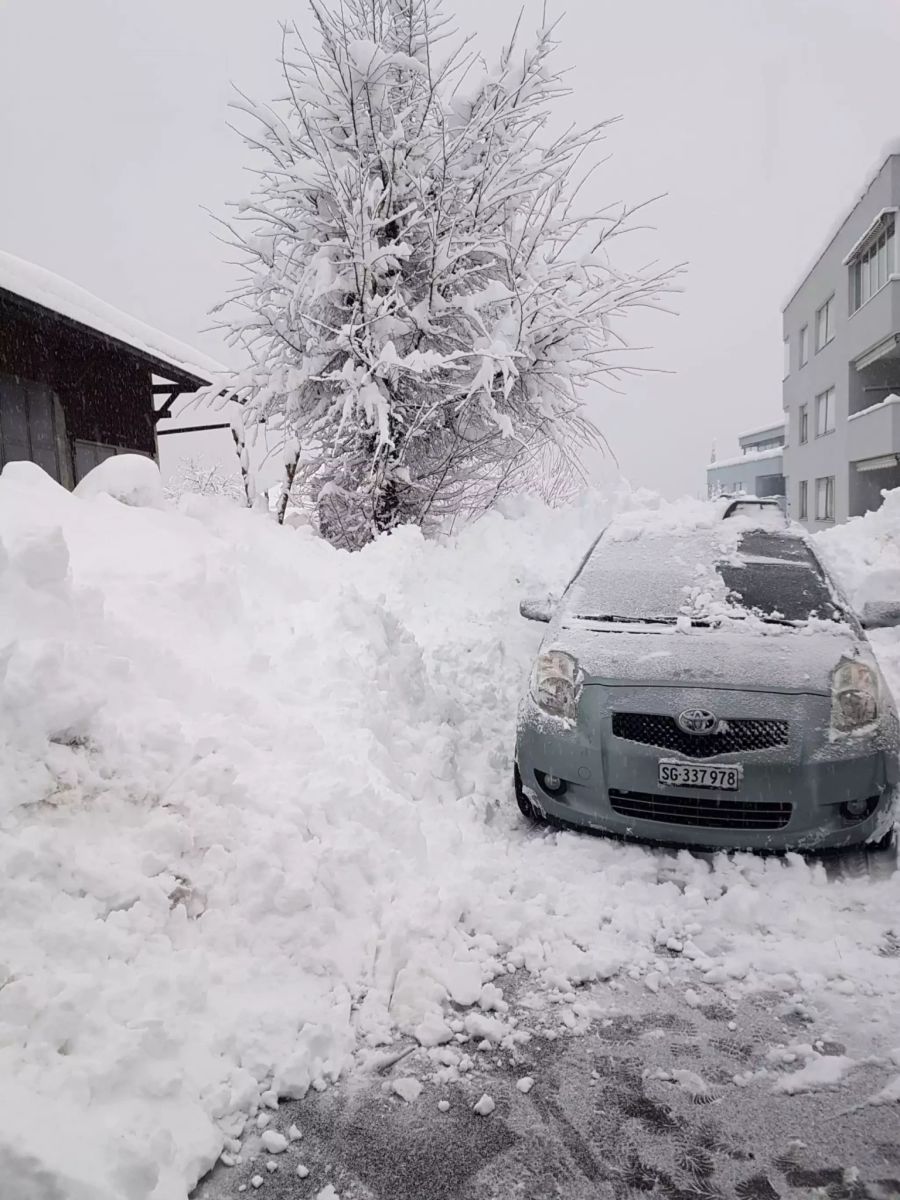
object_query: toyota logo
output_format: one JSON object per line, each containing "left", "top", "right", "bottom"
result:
{"left": 677, "top": 708, "right": 718, "bottom": 735}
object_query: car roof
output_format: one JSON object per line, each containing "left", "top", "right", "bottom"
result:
{"left": 721, "top": 496, "right": 785, "bottom": 521}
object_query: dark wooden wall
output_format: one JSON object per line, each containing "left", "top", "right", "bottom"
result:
{"left": 0, "top": 297, "right": 156, "bottom": 457}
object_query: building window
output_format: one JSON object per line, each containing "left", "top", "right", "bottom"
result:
{"left": 798, "top": 480, "right": 808, "bottom": 520}
{"left": 0, "top": 373, "right": 73, "bottom": 486}
{"left": 850, "top": 213, "right": 895, "bottom": 312}
{"left": 815, "top": 295, "right": 835, "bottom": 350}
{"left": 815, "top": 386, "right": 835, "bottom": 436}
{"left": 783, "top": 336, "right": 790, "bottom": 379}
{"left": 799, "top": 325, "right": 809, "bottom": 366}
{"left": 815, "top": 476, "right": 835, "bottom": 521}
{"left": 799, "top": 404, "right": 808, "bottom": 444}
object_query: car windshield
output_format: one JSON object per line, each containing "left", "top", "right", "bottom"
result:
{"left": 566, "top": 528, "right": 843, "bottom": 625}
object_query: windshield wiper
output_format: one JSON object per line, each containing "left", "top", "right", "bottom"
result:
{"left": 575, "top": 614, "right": 713, "bottom": 627}
{"left": 576, "top": 614, "right": 676, "bottom": 624}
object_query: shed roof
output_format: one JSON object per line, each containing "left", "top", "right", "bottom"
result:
{"left": 0, "top": 250, "right": 226, "bottom": 387}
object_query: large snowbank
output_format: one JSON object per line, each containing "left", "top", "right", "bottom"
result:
{"left": 815, "top": 489, "right": 900, "bottom": 717}
{"left": 815, "top": 487, "right": 900, "bottom": 609}
{"left": 1, "top": 463, "right": 899, "bottom": 1200}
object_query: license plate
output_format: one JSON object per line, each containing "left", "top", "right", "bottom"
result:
{"left": 658, "top": 761, "right": 742, "bottom": 790}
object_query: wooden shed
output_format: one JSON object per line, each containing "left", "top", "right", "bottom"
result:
{"left": 0, "top": 251, "right": 225, "bottom": 487}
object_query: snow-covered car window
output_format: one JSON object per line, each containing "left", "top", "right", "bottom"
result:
{"left": 718, "top": 531, "right": 843, "bottom": 624}
{"left": 565, "top": 533, "right": 720, "bottom": 621}
{"left": 717, "top": 561, "right": 841, "bottom": 624}
{"left": 565, "top": 529, "right": 842, "bottom": 625}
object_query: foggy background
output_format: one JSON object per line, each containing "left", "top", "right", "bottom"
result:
{"left": 2, "top": 0, "right": 899, "bottom": 495}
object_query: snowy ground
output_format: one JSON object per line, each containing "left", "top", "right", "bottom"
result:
{"left": 2, "top": 461, "right": 900, "bottom": 1200}
{"left": 194, "top": 978, "right": 900, "bottom": 1200}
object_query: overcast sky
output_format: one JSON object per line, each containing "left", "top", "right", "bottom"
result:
{"left": 3, "top": 0, "right": 900, "bottom": 494}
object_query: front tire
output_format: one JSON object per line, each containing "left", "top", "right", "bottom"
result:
{"left": 869, "top": 826, "right": 897, "bottom": 853}
{"left": 514, "top": 763, "right": 543, "bottom": 823}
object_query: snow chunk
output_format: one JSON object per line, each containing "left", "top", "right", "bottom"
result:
{"left": 392, "top": 1077, "right": 423, "bottom": 1103}
{"left": 463, "top": 1011, "right": 509, "bottom": 1043}
{"left": 260, "top": 1130, "right": 288, "bottom": 1154}
{"left": 74, "top": 455, "right": 165, "bottom": 508}
{"left": 773, "top": 1054, "right": 856, "bottom": 1094}
{"left": 438, "top": 960, "right": 483, "bottom": 1007}
{"left": 478, "top": 982, "right": 508, "bottom": 1013}
{"left": 650, "top": 1067, "right": 716, "bottom": 1100}
{"left": 414, "top": 1015, "right": 454, "bottom": 1047}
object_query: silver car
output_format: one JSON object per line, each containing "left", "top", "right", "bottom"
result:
{"left": 515, "top": 506, "right": 900, "bottom": 851}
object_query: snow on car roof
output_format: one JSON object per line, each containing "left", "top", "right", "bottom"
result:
{"left": 0, "top": 249, "right": 228, "bottom": 383}
{"left": 602, "top": 497, "right": 796, "bottom": 547}
{"left": 601, "top": 497, "right": 722, "bottom": 543}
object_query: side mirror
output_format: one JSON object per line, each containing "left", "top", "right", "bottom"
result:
{"left": 519, "top": 595, "right": 554, "bottom": 623}
{"left": 860, "top": 601, "right": 900, "bottom": 630}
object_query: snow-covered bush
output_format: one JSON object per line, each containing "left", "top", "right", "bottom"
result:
{"left": 208, "top": 0, "right": 674, "bottom": 546}
{"left": 164, "top": 457, "right": 246, "bottom": 504}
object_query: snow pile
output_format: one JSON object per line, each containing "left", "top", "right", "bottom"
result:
{"left": 73, "top": 453, "right": 166, "bottom": 508}
{"left": 2, "top": 463, "right": 900, "bottom": 1200}
{"left": 814, "top": 489, "right": 900, "bottom": 743}
{"left": 814, "top": 487, "right": 900, "bottom": 609}
{"left": 767, "top": 1043, "right": 856, "bottom": 1095}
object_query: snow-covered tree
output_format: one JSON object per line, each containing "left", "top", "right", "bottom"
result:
{"left": 210, "top": 0, "right": 674, "bottom": 547}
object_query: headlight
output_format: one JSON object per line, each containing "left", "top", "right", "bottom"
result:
{"left": 831, "top": 657, "right": 879, "bottom": 733}
{"left": 531, "top": 650, "right": 581, "bottom": 720}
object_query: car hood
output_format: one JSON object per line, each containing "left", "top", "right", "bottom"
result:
{"left": 548, "top": 618, "right": 869, "bottom": 695}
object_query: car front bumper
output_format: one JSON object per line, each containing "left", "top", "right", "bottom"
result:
{"left": 516, "top": 686, "right": 899, "bottom": 852}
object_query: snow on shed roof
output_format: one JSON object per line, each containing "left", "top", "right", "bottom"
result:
{"left": 0, "top": 249, "right": 227, "bottom": 384}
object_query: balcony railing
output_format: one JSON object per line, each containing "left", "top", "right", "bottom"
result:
{"left": 847, "top": 394, "right": 900, "bottom": 464}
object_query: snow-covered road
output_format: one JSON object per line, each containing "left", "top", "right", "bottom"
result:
{"left": 194, "top": 978, "right": 900, "bottom": 1200}
{"left": 2, "top": 462, "right": 900, "bottom": 1200}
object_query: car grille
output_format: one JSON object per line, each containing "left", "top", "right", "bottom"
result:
{"left": 609, "top": 789, "right": 792, "bottom": 831}
{"left": 611, "top": 712, "right": 788, "bottom": 759}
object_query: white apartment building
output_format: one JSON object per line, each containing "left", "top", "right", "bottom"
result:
{"left": 783, "top": 148, "right": 900, "bottom": 527}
